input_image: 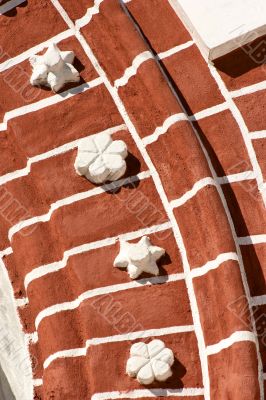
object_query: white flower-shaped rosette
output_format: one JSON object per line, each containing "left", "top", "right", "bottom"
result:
{"left": 74, "top": 132, "right": 128, "bottom": 184}
{"left": 127, "top": 339, "right": 174, "bottom": 385}
{"left": 29, "top": 43, "right": 80, "bottom": 92}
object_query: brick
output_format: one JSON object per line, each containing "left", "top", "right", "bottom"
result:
{"left": 37, "top": 280, "right": 192, "bottom": 362}
{"left": 0, "top": 128, "right": 26, "bottom": 176}
{"left": 58, "top": 0, "right": 93, "bottom": 21}
{"left": 208, "top": 341, "right": 260, "bottom": 399}
{"left": 11, "top": 178, "right": 167, "bottom": 274}
{"left": 43, "top": 357, "right": 90, "bottom": 400}
{"left": 147, "top": 120, "right": 212, "bottom": 200}
{"left": 9, "top": 84, "right": 123, "bottom": 157}
{"left": 235, "top": 90, "right": 266, "bottom": 132}
{"left": 193, "top": 260, "right": 252, "bottom": 346}
{"left": 126, "top": 0, "right": 191, "bottom": 53}
{"left": 173, "top": 185, "right": 236, "bottom": 268}
{"left": 27, "top": 230, "right": 183, "bottom": 319}
{"left": 253, "top": 305, "right": 266, "bottom": 371}
{"left": 119, "top": 59, "right": 183, "bottom": 138}
{"left": 195, "top": 110, "right": 252, "bottom": 176}
{"left": 253, "top": 139, "right": 266, "bottom": 183}
{"left": 222, "top": 180, "right": 266, "bottom": 237}
{"left": 162, "top": 45, "right": 224, "bottom": 115}
{"left": 0, "top": 0, "right": 67, "bottom": 62}
{"left": 81, "top": 0, "right": 147, "bottom": 83}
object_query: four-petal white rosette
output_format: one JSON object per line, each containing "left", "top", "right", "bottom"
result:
{"left": 75, "top": 132, "right": 128, "bottom": 184}
{"left": 126, "top": 339, "right": 174, "bottom": 385}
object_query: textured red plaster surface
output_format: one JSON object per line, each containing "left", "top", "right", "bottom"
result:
{"left": 0, "top": 1, "right": 265, "bottom": 399}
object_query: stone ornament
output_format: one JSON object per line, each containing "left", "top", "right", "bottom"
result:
{"left": 126, "top": 339, "right": 174, "bottom": 385}
{"left": 75, "top": 132, "right": 128, "bottom": 184}
{"left": 114, "top": 236, "right": 165, "bottom": 279}
{"left": 29, "top": 43, "right": 80, "bottom": 92}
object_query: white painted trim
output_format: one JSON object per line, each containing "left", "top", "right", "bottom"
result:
{"left": 8, "top": 171, "right": 150, "bottom": 241}
{"left": 206, "top": 331, "right": 256, "bottom": 356}
{"left": 24, "top": 221, "right": 172, "bottom": 290}
{"left": 168, "top": 0, "right": 266, "bottom": 61}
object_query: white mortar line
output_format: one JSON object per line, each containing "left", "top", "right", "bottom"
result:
{"left": 0, "top": 0, "right": 25, "bottom": 14}
{"left": 8, "top": 170, "right": 150, "bottom": 241}
{"left": 33, "top": 379, "right": 43, "bottom": 387}
{"left": 75, "top": 0, "right": 105, "bottom": 28}
{"left": 142, "top": 113, "right": 188, "bottom": 146}
{"left": 237, "top": 234, "right": 266, "bottom": 245}
{"left": 191, "top": 252, "right": 239, "bottom": 279}
{"left": 170, "top": 177, "right": 216, "bottom": 209}
{"left": 35, "top": 272, "right": 185, "bottom": 330}
{"left": 217, "top": 170, "right": 256, "bottom": 184}
{"left": 157, "top": 40, "right": 194, "bottom": 60}
{"left": 0, "top": 78, "right": 102, "bottom": 131}
{"left": 231, "top": 80, "right": 266, "bottom": 98}
{"left": 251, "top": 295, "right": 266, "bottom": 307}
{"left": 43, "top": 325, "right": 195, "bottom": 369}
{"left": 24, "top": 221, "right": 172, "bottom": 291}
{"left": 189, "top": 101, "right": 228, "bottom": 121}
{"left": 0, "top": 29, "right": 73, "bottom": 73}
{"left": 15, "top": 297, "right": 28, "bottom": 307}
{"left": 59, "top": 0, "right": 210, "bottom": 394}
{"left": 114, "top": 51, "right": 153, "bottom": 88}
{"left": 0, "top": 247, "right": 12, "bottom": 258}
{"left": 250, "top": 131, "right": 266, "bottom": 140}
{"left": 91, "top": 388, "right": 205, "bottom": 399}
{"left": 206, "top": 331, "right": 256, "bottom": 356}
{"left": 0, "top": 124, "right": 127, "bottom": 186}
{"left": 25, "top": 332, "right": 38, "bottom": 344}
{"left": 208, "top": 64, "right": 266, "bottom": 205}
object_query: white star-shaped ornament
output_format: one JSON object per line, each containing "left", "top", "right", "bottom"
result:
{"left": 74, "top": 132, "right": 128, "bottom": 184}
{"left": 114, "top": 236, "right": 165, "bottom": 279}
{"left": 127, "top": 339, "right": 174, "bottom": 385}
{"left": 29, "top": 43, "right": 80, "bottom": 92}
